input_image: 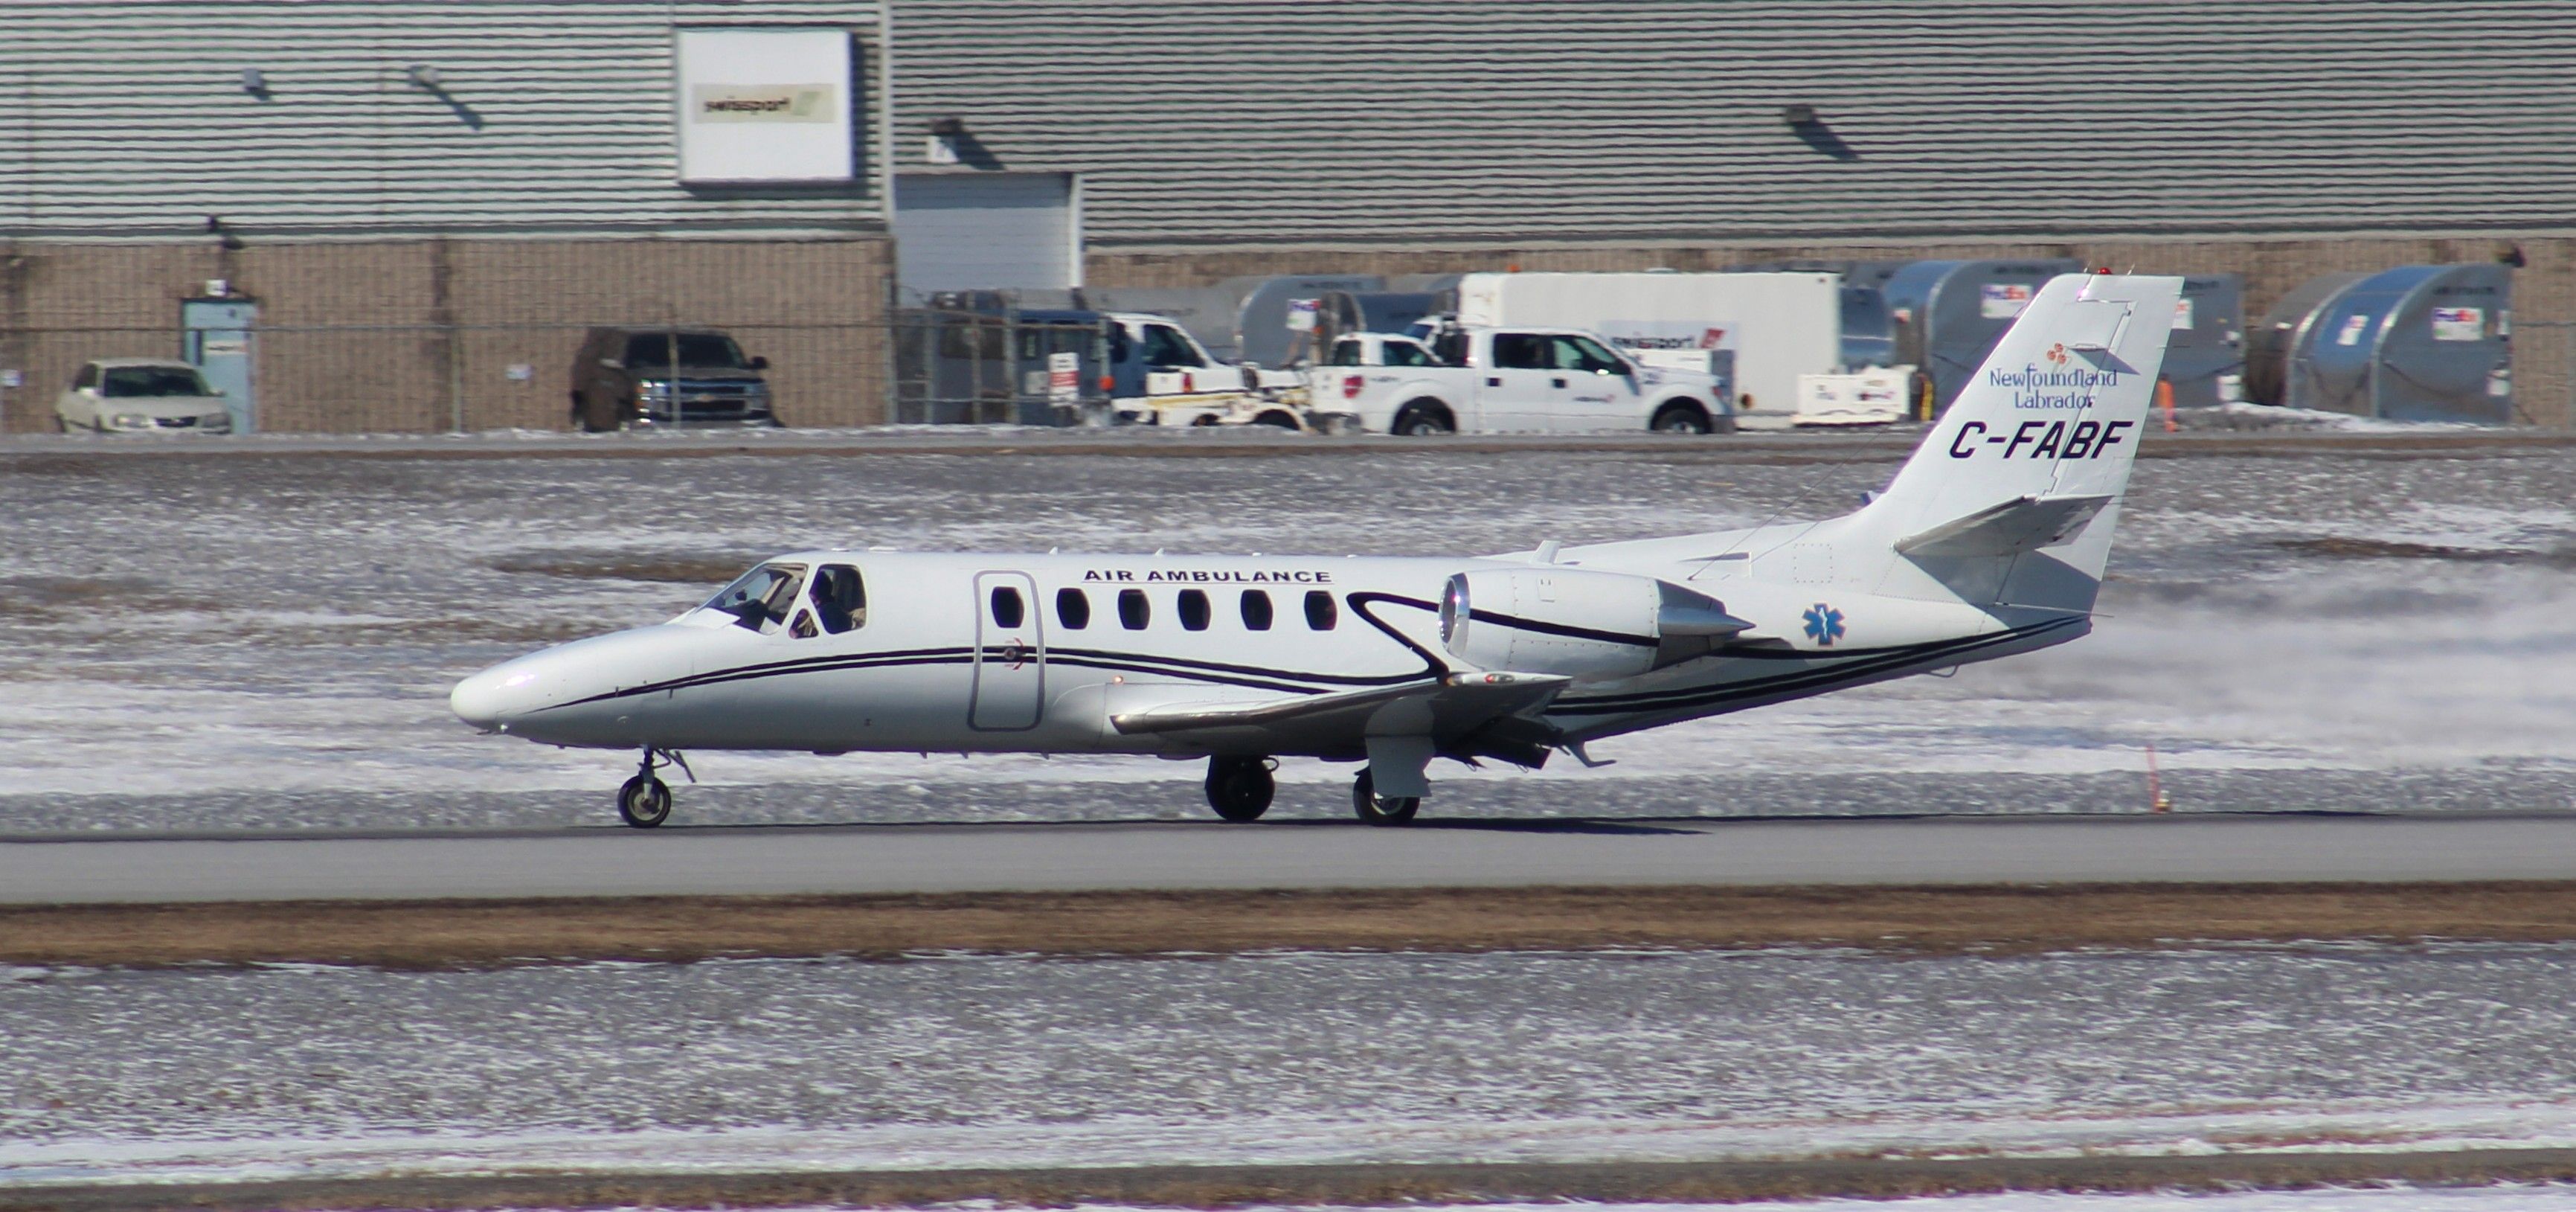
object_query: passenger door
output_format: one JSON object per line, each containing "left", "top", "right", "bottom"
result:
{"left": 1477, "top": 332, "right": 1565, "bottom": 432}
{"left": 970, "top": 571, "right": 1045, "bottom": 730}
{"left": 1549, "top": 335, "right": 1646, "bottom": 432}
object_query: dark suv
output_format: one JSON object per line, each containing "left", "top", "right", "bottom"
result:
{"left": 570, "top": 328, "right": 777, "bottom": 432}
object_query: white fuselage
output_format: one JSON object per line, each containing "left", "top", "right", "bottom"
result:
{"left": 451, "top": 540, "right": 2076, "bottom": 762}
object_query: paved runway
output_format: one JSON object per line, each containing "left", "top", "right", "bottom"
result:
{"left": 4, "top": 812, "right": 2574, "bottom": 904}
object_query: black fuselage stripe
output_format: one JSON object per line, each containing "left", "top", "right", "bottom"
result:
{"left": 559, "top": 645, "right": 1408, "bottom": 708}
{"left": 1465, "top": 607, "right": 1657, "bottom": 649}
{"left": 1549, "top": 620, "right": 2080, "bottom": 716}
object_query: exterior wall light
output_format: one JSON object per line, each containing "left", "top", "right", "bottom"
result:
{"left": 926, "top": 115, "right": 969, "bottom": 166}
{"left": 405, "top": 63, "right": 442, "bottom": 90}
{"left": 241, "top": 68, "right": 270, "bottom": 97}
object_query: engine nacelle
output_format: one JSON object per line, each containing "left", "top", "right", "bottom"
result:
{"left": 1439, "top": 567, "right": 1749, "bottom": 681}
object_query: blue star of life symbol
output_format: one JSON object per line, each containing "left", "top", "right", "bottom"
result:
{"left": 1802, "top": 603, "right": 1846, "bottom": 647}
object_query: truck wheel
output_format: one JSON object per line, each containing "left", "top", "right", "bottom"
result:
{"left": 576, "top": 390, "right": 623, "bottom": 434}
{"left": 1253, "top": 410, "right": 1302, "bottom": 430}
{"left": 1391, "top": 400, "right": 1455, "bottom": 437}
{"left": 1651, "top": 401, "right": 1713, "bottom": 435}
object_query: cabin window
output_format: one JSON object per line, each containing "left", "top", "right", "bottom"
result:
{"left": 1304, "top": 589, "right": 1337, "bottom": 630}
{"left": 1240, "top": 590, "right": 1273, "bottom": 630}
{"left": 1385, "top": 340, "right": 1439, "bottom": 368}
{"left": 1118, "top": 588, "right": 1150, "bottom": 629}
{"left": 1140, "top": 324, "right": 1204, "bottom": 368}
{"left": 809, "top": 565, "right": 866, "bottom": 633}
{"left": 1178, "top": 589, "right": 1210, "bottom": 631}
{"left": 704, "top": 562, "right": 809, "bottom": 633}
{"left": 990, "top": 586, "right": 1025, "bottom": 629}
{"left": 1056, "top": 587, "right": 1091, "bottom": 629}
{"left": 1491, "top": 333, "right": 1550, "bottom": 370}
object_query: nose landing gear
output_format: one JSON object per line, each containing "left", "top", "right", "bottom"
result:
{"left": 1204, "top": 756, "right": 1276, "bottom": 822}
{"left": 617, "top": 747, "right": 692, "bottom": 829}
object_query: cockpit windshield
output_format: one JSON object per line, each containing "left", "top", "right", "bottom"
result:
{"left": 703, "top": 562, "right": 809, "bottom": 632}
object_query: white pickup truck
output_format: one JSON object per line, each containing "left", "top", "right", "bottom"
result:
{"left": 1312, "top": 327, "right": 1735, "bottom": 435}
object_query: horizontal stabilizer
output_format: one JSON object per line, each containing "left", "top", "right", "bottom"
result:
{"left": 1895, "top": 493, "right": 2113, "bottom": 559}
{"left": 1110, "top": 672, "right": 1570, "bottom": 736}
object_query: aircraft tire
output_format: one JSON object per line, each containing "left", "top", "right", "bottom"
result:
{"left": 1350, "top": 769, "right": 1421, "bottom": 826}
{"left": 617, "top": 775, "right": 672, "bottom": 828}
{"left": 1204, "top": 756, "right": 1275, "bottom": 822}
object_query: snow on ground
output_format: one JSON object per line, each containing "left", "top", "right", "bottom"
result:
{"left": 10, "top": 945, "right": 2576, "bottom": 1186}
{"left": 0, "top": 442, "right": 2571, "bottom": 829}
{"left": 1029, "top": 1192, "right": 2576, "bottom": 1212}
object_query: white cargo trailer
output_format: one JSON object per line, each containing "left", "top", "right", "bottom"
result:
{"left": 1453, "top": 272, "right": 1845, "bottom": 425}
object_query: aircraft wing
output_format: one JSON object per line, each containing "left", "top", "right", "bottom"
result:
{"left": 1109, "top": 672, "right": 1571, "bottom": 740}
{"left": 1895, "top": 493, "right": 2113, "bottom": 559}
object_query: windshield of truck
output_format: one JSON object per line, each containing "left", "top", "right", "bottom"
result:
{"left": 100, "top": 366, "right": 213, "bottom": 397}
{"left": 1138, "top": 324, "right": 1206, "bottom": 368}
{"left": 702, "top": 562, "right": 809, "bottom": 631}
{"left": 625, "top": 333, "right": 747, "bottom": 370}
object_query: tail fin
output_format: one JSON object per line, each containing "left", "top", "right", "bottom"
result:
{"left": 1861, "top": 273, "right": 2183, "bottom": 609}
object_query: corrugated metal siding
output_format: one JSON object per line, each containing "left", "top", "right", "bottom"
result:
{"left": 892, "top": 1, "right": 2576, "bottom": 245}
{"left": 1, "top": 1, "right": 888, "bottom": 237}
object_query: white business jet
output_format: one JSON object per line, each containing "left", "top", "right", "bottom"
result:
{"left": 454, "top": 274, "right": 2182, "bottom": 828}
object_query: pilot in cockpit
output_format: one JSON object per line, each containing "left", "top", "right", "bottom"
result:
{"left": 705, "top": 562, "right": 867, "bottom": 637}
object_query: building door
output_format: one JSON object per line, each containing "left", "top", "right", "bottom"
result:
{"left": 969, "top": 571, "right": 1045, "bottom": 731}
{"left": 893, "top": 172, "right": 1079, "bottom": 300}
{"left": 182, "top": 298, "right": 257, "bottom": 433}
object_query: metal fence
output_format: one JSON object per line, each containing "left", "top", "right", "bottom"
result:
{"left": 888, "top": 309, "right": 1117, "bottom": 426}
{"left": 9, "top": 314, "right": 2576, "bottom": 435}
{"left": 0, "top": 314, "right": 1148, "bottom": 435}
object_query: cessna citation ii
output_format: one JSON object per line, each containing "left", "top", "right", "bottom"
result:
{"left": 453, "top": 274, "right": 2182, "bottom": 828}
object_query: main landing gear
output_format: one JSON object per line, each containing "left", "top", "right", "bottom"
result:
{"left": 1203, "top": 757, "right": 1424, "bottom": 826}
{"left": 1351, "top": 769, "right": 1420, "bottom": 827}
{"left": 1204, "top": 756, "right": 1276, "bottom": 822}
{"left": 617, "top": 746, "right": 692, "bottom": 829}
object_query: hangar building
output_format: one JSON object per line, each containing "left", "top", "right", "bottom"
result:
{"left": 1, "top": 1, "right": 893, "bottom": 432}
{"left": 7, "top": 2, "right": 2575, "bottom": 429}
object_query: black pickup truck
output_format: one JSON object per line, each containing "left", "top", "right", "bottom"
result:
{"left": 569, "top": 328, "right": 778, "bottom": 432}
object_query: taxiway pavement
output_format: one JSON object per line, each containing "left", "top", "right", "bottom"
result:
{"left": 4, "top": 812, "right": 2572, "bottom": 904}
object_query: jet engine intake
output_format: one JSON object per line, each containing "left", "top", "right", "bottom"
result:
{"left": 1440, "top": 568, "right": 1749, "bottom": 681}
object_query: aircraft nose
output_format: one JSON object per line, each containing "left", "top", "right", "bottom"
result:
{"left": 450, "top": 658, "right": 546, "bottom": 732}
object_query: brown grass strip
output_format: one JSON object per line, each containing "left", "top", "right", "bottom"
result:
{"left": 11, "top": 882, "right": 2576, "bottom": 970}
{"left": 11, "top": 1150, "right": 2576, "bottom": 1211}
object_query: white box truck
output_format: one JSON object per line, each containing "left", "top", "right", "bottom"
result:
{"left": 1454, "top": 272, "right": 1846, "bottom": 427}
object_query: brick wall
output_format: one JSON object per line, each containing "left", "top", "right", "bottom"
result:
{"left": 1091, "top": 235, "right": 2575, "bottom": 426}
{"left": 0, "top": 235, "right": 895, "bottom": 433}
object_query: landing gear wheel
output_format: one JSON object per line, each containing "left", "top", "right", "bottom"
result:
{"left": 1204, "top": 756, "right": 1276, "bottom": 822}
{"left": 1351, "top": 769, "right": 1420, "bottom": 826}
{"left": 617, "top": 775, "right": 672, "bottom": 828}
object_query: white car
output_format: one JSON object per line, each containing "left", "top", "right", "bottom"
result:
{"left": 54, "top": 359, "right": 234, "bottom": 434}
